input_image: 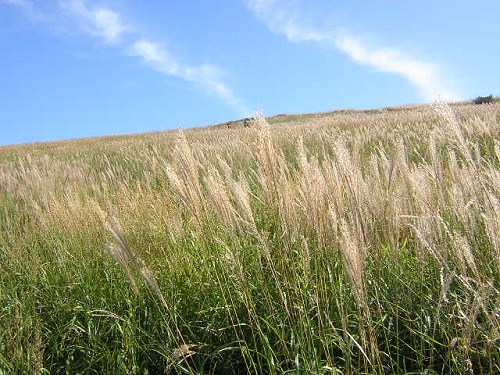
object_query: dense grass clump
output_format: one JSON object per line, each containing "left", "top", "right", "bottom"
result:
{"left": 0, "top": 103, "right": 499, "bottom": 374}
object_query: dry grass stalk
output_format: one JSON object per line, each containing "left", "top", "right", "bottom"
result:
{"left": 216, "top": 158, "right": 258, "bottom": 234}
{"left": 104, "top": 215, "right": 169, "bottom": 311}
{"left": 163, "top": 131, "right": 205, "bottom": 225}
{"left": 204, "top": 167, "right": 238, "bottom": 230}
{"left": 339, "top": 219, "right": 367, "bottom": 313}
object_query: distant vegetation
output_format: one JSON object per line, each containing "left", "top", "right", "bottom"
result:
{"left": 472, "top": 94, "right": 499, "bottom": 105}
{"left": 0, "top": 103, "right": 499, "bottom": 373}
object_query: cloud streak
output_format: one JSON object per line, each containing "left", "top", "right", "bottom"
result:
{"left": 247, "top": 0, "right": 460, "bottom": 101}
{"left": 335, "top": 35, "right": 459, "bottom": 102}
{"left": 61, "top": 0, "right": 247, "bottom": 112}
{"left": 3, "top": 0, "right": 247, "bottom": 112}
{"left": 129, "top": 39, "right": 248, "bottom": 113}
{"left": 59, "top": 0, "right": 130, "bottom": 45}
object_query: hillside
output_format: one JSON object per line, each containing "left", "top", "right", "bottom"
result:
{"left": 0, "top": 101, "right": 473, "bottom": 151}
{"left": 0, "top": 103, "right": 499, "bottom": 374}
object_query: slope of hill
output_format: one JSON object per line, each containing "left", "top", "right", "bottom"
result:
{"left": 0, "top": 103, "right": 499, "bottom": 373}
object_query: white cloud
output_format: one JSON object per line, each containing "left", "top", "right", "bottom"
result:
{"left": 90, "top": 7, "right": 129, "bottom": 44}
{"left": 335, "top": 35, "right": 460, "bottom": 101}
{"left": 129, "top": 40, "right": 180, "bottom": 76}
{"left": 59, "top": 0, "right": 130, "bottom": 44}
{"left": 247, "top": 0, "right": 460, "bottom": 101}
{"left": 247, "top": 0, "right": 329, "bottom": 43}
{"left": 130, "top": 40, "right": 249, "bottom": 114}
{"left": 57, "top": 1, "right": 247, "bottom": 111}
{"left": 5, "top": 0, "right": 248, "bottom": 112}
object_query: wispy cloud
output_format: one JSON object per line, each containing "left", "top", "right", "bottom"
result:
{"left": 3, "top": 0, "right": 247, "bottom": 111}
{"left": 129, "top": 40, "right": 249, "bottom": 114}
{"left": 248, "top": 0, "right": 330, "bottom": 43}
{"left": 128, "top": 40, "right": 181, "bottom": 76}
{"left": 335, "top": 35, "right": 460, "bottom": 101}
{"left": 59, "top": 1, "right": 247, "bottom": 111}
{"left": 247, "top": 0, "right": 460, "bottom": 101}
{"left": 58, "top": 0, "right": 130, "bottom": 45}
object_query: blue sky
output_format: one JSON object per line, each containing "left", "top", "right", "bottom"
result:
{"left": 0, "top": 0, "right": 498, "bottom": 146}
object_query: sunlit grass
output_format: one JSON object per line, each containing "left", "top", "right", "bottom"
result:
{"left": 0, "top": 103, "right": 499, "bottom": 373}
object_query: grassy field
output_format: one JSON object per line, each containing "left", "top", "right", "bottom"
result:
{"left": 0, "top": 103, "right": 499, "bottom": 374}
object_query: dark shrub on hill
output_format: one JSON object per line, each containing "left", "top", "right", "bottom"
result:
{"left": 472, "top": 94, "right": 494, "bottom": 104}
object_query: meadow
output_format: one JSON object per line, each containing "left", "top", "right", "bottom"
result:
{"left": 0, "top": 103, "right": 498, "bottom": 374}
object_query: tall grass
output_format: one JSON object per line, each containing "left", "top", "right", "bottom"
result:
{"left": 0, "top": 103, "right": 498, "bottom": 373}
